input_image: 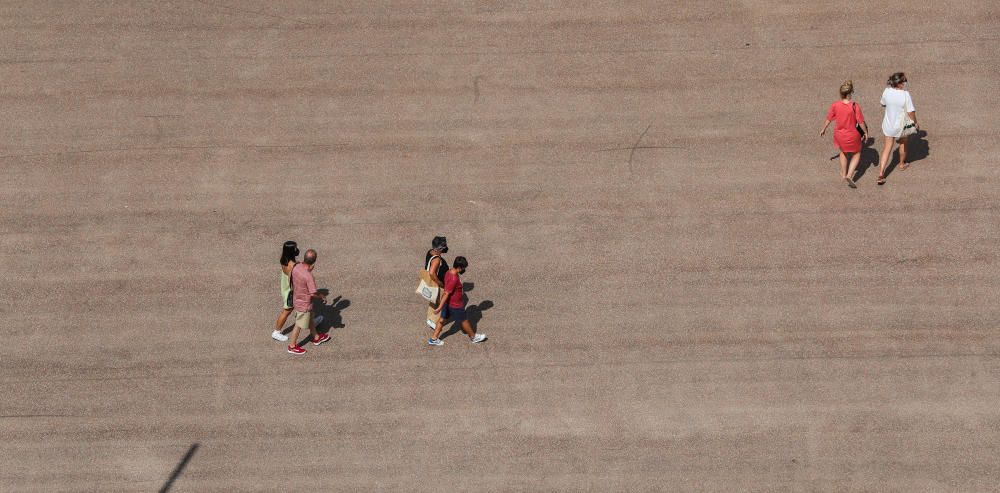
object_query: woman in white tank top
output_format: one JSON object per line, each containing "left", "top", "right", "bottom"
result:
{"left": 876, "top": 72, "right": 919, "bottom": 185}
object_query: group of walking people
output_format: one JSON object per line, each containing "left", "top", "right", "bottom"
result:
{"left": 270, "top": 236, "right": 486, "bottom": 355}
{"left": 820, "top": 71, "right": 920, "bottom": 187}
{"left": 266, "top": 71, "right": 924, "bottom": 354}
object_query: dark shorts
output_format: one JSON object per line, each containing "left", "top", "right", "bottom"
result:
{"left": 442, "top": 306, "right": 467, "bottom": 322}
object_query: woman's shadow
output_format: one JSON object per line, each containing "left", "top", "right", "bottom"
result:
{"left": 885, "top": 130, "right": 930, "bottom": 178}
{"left": 842, "top": 137, "right": 881, "bottom": 182}
{"left": 845, "top": 131, "right": 931, "bottom": 181}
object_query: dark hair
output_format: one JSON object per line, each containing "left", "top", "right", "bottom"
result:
{"left": 280, "top": 240, "right": 299, "bottom": 265}
{"left": 432, "top": 236, "right": 447, "bottom": 249}
{"left": 453, "top": 256, "right": 468, "bottom": 269}
{"left": 303, "top": 249, "right": 317, "bottom": 265}
{"left": 887, "top": 72, "right": 907, "bottom": 87}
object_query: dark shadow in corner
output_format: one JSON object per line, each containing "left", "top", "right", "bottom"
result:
{"left": 439, "top": 300, "right": 494, "bottom": 340}
{"left": 159, "top": 443, "right": 199, "bottom": 493}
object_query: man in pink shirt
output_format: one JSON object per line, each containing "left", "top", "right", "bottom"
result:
{"left": 288, "top": 249, "right": 330, "bottom": 354}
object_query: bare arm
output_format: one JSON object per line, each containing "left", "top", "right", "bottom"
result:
{"left": 429, "top": 257, "right": 443, "bottom": 286}
{"left": 856, "top": 107, "right": 868, "bottom": 136}
{"left": 820, "top": 119, "right": 832, "bottom": 136}
{"left": 908, "top": 111, "right": 918, "bottom": 128}
{"left": 435, "top": 291, "right": 450, "bottom": 313}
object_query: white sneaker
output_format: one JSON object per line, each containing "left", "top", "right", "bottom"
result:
{"left": 314, "top": 315, "right": 324, "bottom": 325}
{"left": 471, "top": 333, "right": 487, "bottom": 344}
{"left": 271, "top": 330, "right": 289, "bottom": 342}
{"left": 426, "top": 319, "right": 436, "bottom": 329}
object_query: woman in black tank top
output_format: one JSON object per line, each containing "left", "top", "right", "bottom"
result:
{"left": 426, "top": 251, "right": 449, "bottom": 285}
{"left": 425, "top": 237, "right": 449, "bottom": 287}
{"left": 423, "top": 236, "right": 449, "bottom": 329}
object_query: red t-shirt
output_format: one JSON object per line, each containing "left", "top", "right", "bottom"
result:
{"left": 827, "top": 101, "right": 864, "bottom": 127}
{"left": 826, "top": 101, "right": 865, "bottom": 152}
{"left": 443, "top": 270, "right": 465, "bottom": 309}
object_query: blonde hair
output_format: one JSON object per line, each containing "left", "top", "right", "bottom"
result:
{"left": 839, "top": 80, "right": 854, "bottom": 98}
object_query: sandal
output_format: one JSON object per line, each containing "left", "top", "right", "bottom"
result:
{"left": 845, "top": 176, "right": 857, "bottom": 188}
{"left": 877, "top": 175, "right": 886, "bottom": 186}
{"left": 898, "top": 162, "right": 910, "bottom": 171}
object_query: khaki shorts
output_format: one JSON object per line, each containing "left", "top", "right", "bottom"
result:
{"left": 293, "top": 311, "right": 312, "bottom": 330}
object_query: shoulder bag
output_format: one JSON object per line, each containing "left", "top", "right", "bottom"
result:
{"left": 900, "top": 111, "right": 917, "bottom": 137}
{"left": 852, "top": 102, "right": 865, "bottom": 138}
{"left": 415, "top": 256, "right": 441, "bottom": 302}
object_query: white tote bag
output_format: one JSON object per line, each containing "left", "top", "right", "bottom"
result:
{"left": 415, "top": 256, "right": 440, "bottom": 302}
{"left": 415, "top": 274, "right": 439, "bottom": 302}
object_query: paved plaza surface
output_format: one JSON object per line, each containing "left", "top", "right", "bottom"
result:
{"left": 2, "top": 1, "right": 999, "bottom": 491}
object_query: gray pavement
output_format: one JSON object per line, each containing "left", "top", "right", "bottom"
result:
{"left": 2, "top": 1, "right": 999, "bottom": 491}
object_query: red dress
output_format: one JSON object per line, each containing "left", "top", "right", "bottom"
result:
{"left": 826, "top": 101, "right": 865, "bottom": 153}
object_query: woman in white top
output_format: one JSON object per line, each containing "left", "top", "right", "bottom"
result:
{"left": 876, "top": 72, "right": 919, "bottom": 185}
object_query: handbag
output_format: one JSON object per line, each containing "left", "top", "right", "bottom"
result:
{"left": 415, "top": 256, "right": 440, "bottom": 302}
{"left": 286, "top": 264, "right": 295, "bottom": 307}
{"left": 852, "top": 102, "right": 865, "bottom": 138}
{"left": 900, "top": 112, "right": 917, "bottom": 137}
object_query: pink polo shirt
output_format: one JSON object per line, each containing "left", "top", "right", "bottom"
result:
{"left": 290, "top": 263, "right": 317, "bottom": 312}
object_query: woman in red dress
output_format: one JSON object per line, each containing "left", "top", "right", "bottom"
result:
{"left": 820, "top": 80, "right": 868, "bottom": 188}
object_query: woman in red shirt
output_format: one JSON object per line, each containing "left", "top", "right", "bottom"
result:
{"left": 820, "top": 80, "right": 868, "bottom": 188}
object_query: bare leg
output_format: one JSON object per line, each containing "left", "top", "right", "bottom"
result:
{"left": 431, "top": 315, "right": 450, "bottom": 340}
{"left": 846, "top": 151, "right": 861, "bottom": 181}
{"left": 275, "top": 308, "right": 292, "bottom": 331}
{"left": 897, "top": 137, "right": 909, "bottom": 169}
{"left": 838, "top": 150, "right": 848, "bottom": 178}
{"left": 309, "top": 314, "right": 319, "bottom": 341}
{"left": 878, "top": 136, "right": 894, "bottom": 180}
{"left": 425, "top": 302, "right": 439, "bottom": 328}
{"left": 459, "top": 320, "right": 477, "bottom": 338}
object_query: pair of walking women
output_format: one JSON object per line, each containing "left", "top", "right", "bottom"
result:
{"left": 820, "top": 72, "right": 919, "bottom": 186}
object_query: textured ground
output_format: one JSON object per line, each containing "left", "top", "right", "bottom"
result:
{"left": 2, "top": 1, "right": 1000, "bottom": 491}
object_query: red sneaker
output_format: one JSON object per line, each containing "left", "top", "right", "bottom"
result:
{"left": 287, "top": 345, "right": 306, "bottom": 355}
{"left": 312, "top": 333, "right": 331, "bottom": 346}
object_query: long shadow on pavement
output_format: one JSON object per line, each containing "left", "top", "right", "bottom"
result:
{"left": 159, "top": 443, "right": 199, "bottom": 493}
